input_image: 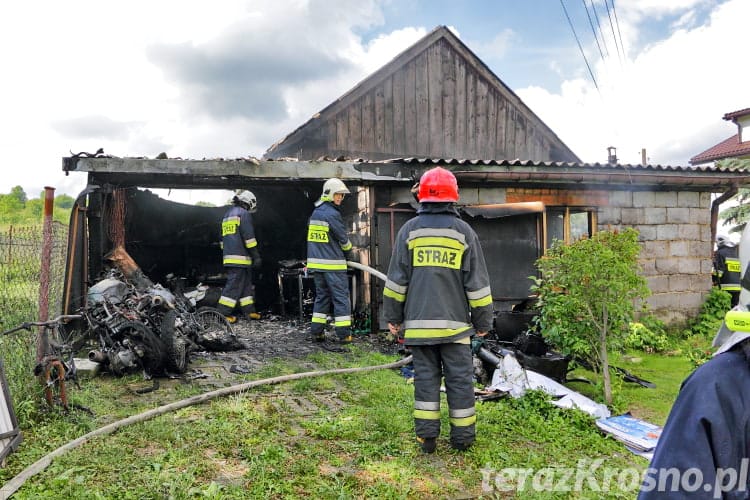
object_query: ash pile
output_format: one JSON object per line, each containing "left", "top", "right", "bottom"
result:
{"left": 76, "top": 247, "right": 389, "bottom": 382}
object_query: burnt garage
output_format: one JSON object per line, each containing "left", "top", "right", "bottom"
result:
{"left": 62, "top": 154, "right": 750, "bottom": 331}
{"left": 60, "top": 156, "right": 559, "bottom": 336}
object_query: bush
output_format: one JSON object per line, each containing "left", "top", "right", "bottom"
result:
{"left": 531, "top": 228, "right": 650, "bottom": 404}
{"left": 682, "top": 287, "right": 731, "bottom": 338}
{"left": 624, "top": 321, "right": 669, "bottom": 353}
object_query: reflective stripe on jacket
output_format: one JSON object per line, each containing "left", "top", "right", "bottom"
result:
{"left": 306, "top": 201, "right": 352, "bottom": 272}
{"left": 383, "top": 203, "right": 493, "bottom": 345}
{"left": 715, "top": 244, "right": 741, "bottom": 292}
{"left": 221, "top": 205, "right": 257, "bottom": 267}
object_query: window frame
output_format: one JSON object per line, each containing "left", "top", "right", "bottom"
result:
{"left": 543, "top": 206, "right": 598, "bottom": 248}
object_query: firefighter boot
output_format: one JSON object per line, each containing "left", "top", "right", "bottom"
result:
{"left": 450, "top": 438, "right": 474, "bottom": 451}
{"left": 417, "top": 436, "right": 437, "bottom": 454}
{"left": 247, "top": 312, "right": 261, "bottom": 320}
{"left": 224, "top": 315, "right": 238, "bottom": 324}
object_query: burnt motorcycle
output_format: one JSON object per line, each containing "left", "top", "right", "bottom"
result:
{"left": 83, "top": 271, "right": 238, "bottom": 377}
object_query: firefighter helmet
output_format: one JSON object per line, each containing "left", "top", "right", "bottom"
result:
{"left": 418, "top": 167, "right": 459, "bottom": 202}
{"left": 717, "top": 234, "right": 731, "bottom": 247}
{"left": 234, "top": 190, "right": 257, "bottom": 212}
{"left": 322, "top": 178, "right": 350, "bottom": 199}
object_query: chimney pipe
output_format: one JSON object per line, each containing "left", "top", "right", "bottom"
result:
{"left": 607, "top": 146, "right": 618, "bottom": 164}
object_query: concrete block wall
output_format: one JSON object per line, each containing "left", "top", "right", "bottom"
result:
{"left": 598, "top": 190, "right": 714, "bottom": 324}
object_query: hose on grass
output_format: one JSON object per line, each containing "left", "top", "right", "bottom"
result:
{"left": 0, "top": 355, "right": 413, "bottom": 499}
{"left": 2, "top": 255, "right": 401, "bottom": 497}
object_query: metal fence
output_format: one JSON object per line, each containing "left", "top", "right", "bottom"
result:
{"left": 0, "top": 223, "right": 69, "bottom": 417}
{"left": 0, "top": 223, "right": 69, "bottom": 332}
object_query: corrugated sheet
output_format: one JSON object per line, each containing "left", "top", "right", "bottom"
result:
{"left": 372, "top": 156, "right": 744, "bottom": 173}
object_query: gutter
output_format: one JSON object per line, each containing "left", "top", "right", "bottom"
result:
{"left": 711, "top": 185, "right": 739, "bottom": 244}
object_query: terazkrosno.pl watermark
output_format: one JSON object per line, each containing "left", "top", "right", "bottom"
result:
{"left": 481, "top": 458, "right": 750, "bottom": 498}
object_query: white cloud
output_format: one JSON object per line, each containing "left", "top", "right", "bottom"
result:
{"left": 518, "top": 0, "right": 748, "bottom": 166}
{"left": 0, "top": 0, "right": 745, "bottom": 206}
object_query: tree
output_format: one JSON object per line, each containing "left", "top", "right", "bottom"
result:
{"left": 531, "top": 228, "right": 650, "bottom": 404}
{"left": 54, "top": 194, "right": 75, "bottom": 210}
{"left": 717, "top": 158, "right": 750, "bottom": 235}
{"left": 0, "top": 193, "right": 24, "bottom": 224}
{"left": 9, "top": 186, "right": 27, "bottom": 204}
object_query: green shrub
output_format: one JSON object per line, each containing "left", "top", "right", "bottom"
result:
{"left": 625, "top": 319, "right": 669, "bottom": 353}
{"left": 682, "top": 287, "right": 731, "bottom": 338}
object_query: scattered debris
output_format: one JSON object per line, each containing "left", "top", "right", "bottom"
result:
{"left": 595, "top": 413, "right": 662, "bottom": 459}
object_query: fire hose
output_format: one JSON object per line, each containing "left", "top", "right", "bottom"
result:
{"left": 1, "top": 260, "right": 410, "bottom": 498}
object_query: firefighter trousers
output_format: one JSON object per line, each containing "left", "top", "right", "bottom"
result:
{"left": 217, "top": 267, "right": 256, "bottom": 316}
{"left": 411, "top": 342, "right": 476, "bottom": 446}
{"left": 310, "top": 271, "right": 351, "bottom": 339}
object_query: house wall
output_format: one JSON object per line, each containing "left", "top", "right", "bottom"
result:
{"left": 326, "top": 37, "right": 542, "bottom": 161}
{"left": 459, "top": 186, "right": 714, "bottom": 325}
{"left": 598, "top": 190, "right": 714, "bottom": 324}
{"left": 270, "top": 38, "right": 578, "bottom": 163}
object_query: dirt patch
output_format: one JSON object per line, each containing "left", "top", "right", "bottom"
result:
{"left": 185, "top": 316, "right": 398, "bottom": 388}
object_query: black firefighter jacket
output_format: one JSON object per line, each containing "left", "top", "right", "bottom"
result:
{"left": 383, "top": 203, "right": 493, "bottom": 346}
{"left": 306, "top": 200, "right": 352, "bottom": 272}
{"left": 221, "top": 205, "right": 258, "bottom": 268}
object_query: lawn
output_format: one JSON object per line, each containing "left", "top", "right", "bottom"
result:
{"left": 0, "top": 334, "right": 708, "bottom": 499}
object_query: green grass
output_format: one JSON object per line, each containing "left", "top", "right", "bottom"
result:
{"left": 0, "top": 339, "right": 707, "bottom": 499}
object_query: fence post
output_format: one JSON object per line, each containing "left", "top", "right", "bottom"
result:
{"left": 36, "top": 187, "right": 55, "bottom": 362}
{"left": 6, "top": 225, "right": 12, "bottom": 266}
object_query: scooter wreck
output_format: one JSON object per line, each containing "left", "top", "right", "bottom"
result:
{"left": 82, "top": 245, "right": 243, "bottom": 377}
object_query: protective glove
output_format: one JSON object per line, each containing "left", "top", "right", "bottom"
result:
{"left": 345, "top": 251, "right": 360, "bottom": 263}
{"left": 388, "top": 322, "right": 404, "bottom": 344}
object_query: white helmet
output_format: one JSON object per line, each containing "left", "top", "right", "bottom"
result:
{"left": 235, "top": 190, "right": 257, "bottom": 212}
{"left": 322, "top": 178, "right": 350, "bottom": 199}
{"left": 717, "top": 234, "right": 732, "bottom": 247}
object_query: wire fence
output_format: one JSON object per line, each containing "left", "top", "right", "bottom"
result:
{"left": 0, "top": 222, "right": 69, "bottom": 420}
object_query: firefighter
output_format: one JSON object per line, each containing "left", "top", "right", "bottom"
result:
{"left": 714, "top": 234, "right": 740, "bottom": 307}
{"left": 306, "top": 178, "right": 355, "bottom": 344}
{"left": 383, "top": 167, "right": 493, "bottom": 453}
{"left": 217, "top": 190, "right": 262, "bottom": 323}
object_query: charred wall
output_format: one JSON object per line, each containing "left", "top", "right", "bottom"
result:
{"left": 70, "top": 183, "right": 366, "bottom": 317}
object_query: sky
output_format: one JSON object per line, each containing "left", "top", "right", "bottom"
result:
{"left": 0, "top": 0, "right": 747, "bottom": 206}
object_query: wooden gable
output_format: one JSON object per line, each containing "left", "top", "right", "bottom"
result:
{"left": 266, "top": 26, "right": 580, "bottom": 163}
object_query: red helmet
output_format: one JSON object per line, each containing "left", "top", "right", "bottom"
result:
{"left": 418, "top": 167, "right": 459, "bottom": 202}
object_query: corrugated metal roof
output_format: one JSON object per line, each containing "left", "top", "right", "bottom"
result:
{"left": 368, "top": 156, "right": 745, "bottom": 173}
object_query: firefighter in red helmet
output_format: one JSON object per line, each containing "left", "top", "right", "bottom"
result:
{"left": 383, "top": 166, "right": 493, "bottom": 453}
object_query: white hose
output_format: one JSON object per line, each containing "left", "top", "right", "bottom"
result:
{"left": 0, "top": 355, "right": 412, "bottom": 498}
{"left": 346, "top": 261, "right": 387, "bottom": 282}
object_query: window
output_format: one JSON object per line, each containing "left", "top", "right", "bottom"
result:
{"left": 545, "top": 207, "right": 597, "bottom": 248}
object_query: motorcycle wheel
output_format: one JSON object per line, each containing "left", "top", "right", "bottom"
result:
{"left": 160, "top": 310, "right": 189, "bottom": 374}
{"left": 194, "top": 306, "right": 242, "bottom": 351}
{"left": 195, "top": 306, "right": 233, "bottom": 333}
{"left": 118, "top": 321, "right": 167, "bottom": 376}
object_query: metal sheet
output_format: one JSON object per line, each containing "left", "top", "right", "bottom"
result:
{"left": 461, "top": 202, "right": 545, "bottom": 219}
{"left": 0, "top": 359, "right": 22, "bottom": 463}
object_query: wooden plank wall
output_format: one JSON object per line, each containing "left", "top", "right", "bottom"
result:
{"left": 320, "top": 39, "right": 559, "bottom": 161}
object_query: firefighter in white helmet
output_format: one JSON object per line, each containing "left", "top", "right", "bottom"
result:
{"left": 217, "top": 190, "right": 262, "bottom": 323}
{"left": 306, "top": 178, "right": 356, "bottom": 344}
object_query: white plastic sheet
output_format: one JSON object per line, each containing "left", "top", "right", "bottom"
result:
{"left": 487, "top": 353, "right": 611, "bottom": 419}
